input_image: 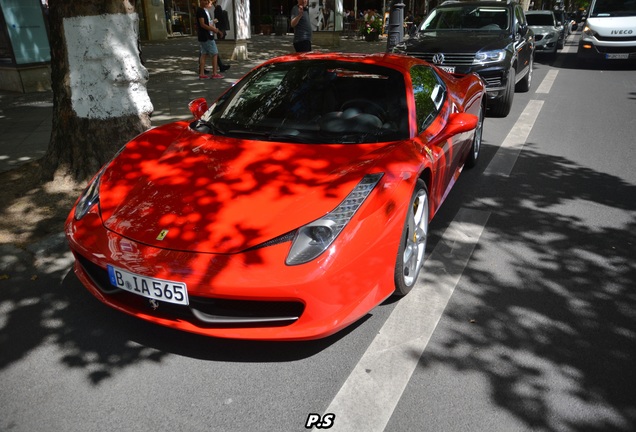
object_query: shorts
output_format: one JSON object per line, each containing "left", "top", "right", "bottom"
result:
{"left": 199, "top": 39, "right": 218, "bottom": 56}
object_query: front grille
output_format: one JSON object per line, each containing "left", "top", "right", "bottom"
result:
{"left": 596, "top": 34, "right": 636, "bottom": 42}
{"left": 407, "top": 52, "right": 476, "bottom": 66}
{"left": 535, "top": 34, "right": 544, "bottom": 41}
{"left": 75, "top": 253, "right": 304, "bottom": 328}
{"left": 77, "top": 253, "right": 117, "bottom": 293}
{"left": 595, "top": 45, "right": 636, "bottom": 54}
{"left": 190, "top": 297, "right": 304, "bottom": 326}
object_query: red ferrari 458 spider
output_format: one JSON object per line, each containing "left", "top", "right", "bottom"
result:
{"left": 66, "top": 52, "right": 485, "bottom": 341}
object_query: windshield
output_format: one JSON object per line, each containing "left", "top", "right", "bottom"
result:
{"left": 526, "top": 13, "right": 556, "bottom": 26}
{"left": 203, "top": 60, "right": 409, "bottom": 144}
{"left": 419, "top": 6, "right": 510, "bottom": 32}
{"left": 590, "top": 0, "right": 636, "bottom": 17}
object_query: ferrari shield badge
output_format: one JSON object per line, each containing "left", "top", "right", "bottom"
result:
{"left": 156, "top": 229, "right": 169, "bottom": 241}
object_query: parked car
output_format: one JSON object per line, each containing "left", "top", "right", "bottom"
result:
{"left": 553, "top": 9, "right": 571, "bottom": 40}
{"left": 65, "top": 53, "right": 486, "bottom": 341}
{"left": 568, "top": 13, "right": 579, "bottom": 32}
{"left": 578, "top": 0, "right": 636, "bottom": 64}
{"left": 392, "top": 0, "right": 534, "bottom": 117}
{"left": 525, "top": 10, "right": 564, "bottom": 55}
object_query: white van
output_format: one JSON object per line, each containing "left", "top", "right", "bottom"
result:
{"left": 577, "top": 0, "right": 636, "bottom": 62}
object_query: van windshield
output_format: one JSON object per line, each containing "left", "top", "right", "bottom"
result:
{"left": 590, "top": 0, "right": 636, "bottom": 17}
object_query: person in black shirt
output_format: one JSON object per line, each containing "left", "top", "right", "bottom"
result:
{"left": 291, "top": 0, "right": 312, "bottom": 52}
{"left": 212, "top": 0, "right": 230, "bottom": 72}
{"left": 196, "top": 0, "right": 223, "bottom": 79}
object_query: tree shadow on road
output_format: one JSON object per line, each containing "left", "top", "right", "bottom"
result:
{"left": 409, "top": 145, "right": 636, "bottom": 431}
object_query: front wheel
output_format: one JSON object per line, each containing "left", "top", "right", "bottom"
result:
{"left": 465, "top": 103, "right": 483, "bottom": 169}
{"left": 394, "top": 180, "right": 429, "bottom": 296}
{"left": 489, "top": 68, "right": 515, "bottom": 117}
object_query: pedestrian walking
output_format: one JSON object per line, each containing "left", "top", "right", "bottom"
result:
{"left": 196, "top": 0, "right": 223, "bottom": 79}
{"left": 290, "top": 0, "right": 312, "bottom": 52}
{"left": 212, "top": 0, "right": 230, "bottom": 72}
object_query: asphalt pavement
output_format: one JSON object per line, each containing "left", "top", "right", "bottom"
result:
{"left": 0, "top": 33, "right": 388, "bottom": 175}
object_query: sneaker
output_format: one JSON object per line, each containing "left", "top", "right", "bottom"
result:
{"left": 198, "top": 75, "right": 211, "bottom": 80}
{"left": 220, "top": 65, "right": 230, "bottom": 72}
{"left": 211, "top": 74, "right": 224, "bottom": 79}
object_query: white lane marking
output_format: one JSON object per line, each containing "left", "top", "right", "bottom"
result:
{"left": 318, "top": 208, "right": 490, "bottom": 432}
{"left": 483, "top": 99, "right": 544, "bottom": 177}
{"left": 536, "top": 70, "right": 559, "bottom": 94}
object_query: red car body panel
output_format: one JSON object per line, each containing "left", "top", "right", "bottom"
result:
{"left": 98, "top": 125, "right": 405, "bottom": 254}
{"left": 65, "top": 52, "right": 485, "bottom": 340}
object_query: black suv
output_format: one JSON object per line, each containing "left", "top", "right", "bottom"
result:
{"left": 393, "top": 0, "right": 534, "bottom": 117}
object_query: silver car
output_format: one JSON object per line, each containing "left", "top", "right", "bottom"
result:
{"left": 526, "top": 10, "right": 564, "bottom": 55}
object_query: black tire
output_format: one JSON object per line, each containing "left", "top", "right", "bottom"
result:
{"left": 465, "top": 103, "right": 483, "bottom": 169}
{"left": 394, "top": 180, "right": 429, "bottom": 296}
{"left": 490, "top": 68, "right": 515, "bottom": 118}
{"left": 515, "top": 55, "right": 533, "bottom": 93}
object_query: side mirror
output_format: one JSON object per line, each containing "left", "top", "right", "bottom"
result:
{"left": 188, "top": 98, "right": 208, "bottom": 120}
{"left": 439, "top": 112, "right": 478, "bottom": 141}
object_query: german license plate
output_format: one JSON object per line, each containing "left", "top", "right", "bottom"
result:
{"left": 439, "top": 66, "right": 456, "bottom": 73}
{"left": 107, "top": 265, "right": 189, "bottom": 305}
{"left": 606, "top": 53, "right": 629, "bottom": 59}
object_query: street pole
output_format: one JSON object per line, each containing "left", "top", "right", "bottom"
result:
{"left": 386, "top": 0, "right": 405, "bottom": 52}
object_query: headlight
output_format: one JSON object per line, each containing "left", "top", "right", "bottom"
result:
{"left": 286, "top": 173, "right": 383, "bottom": 265}
{"left": 582, "top": 25, "right": 596, "bottom": 37}
{"left": 74, "top": 146, "right": 126, "bottom": 220}
{"left": 473, "top": 50, "right": 506, "bottom": 65}
{"left": 74, "top": 169, "right": 105, "bottom": 220}
{"left": 547, "top": 32, "right": 556, "bottom": 39}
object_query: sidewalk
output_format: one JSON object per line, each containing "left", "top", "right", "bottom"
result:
{"left": 0, "top": 33, "right": 388, "bottom": 174}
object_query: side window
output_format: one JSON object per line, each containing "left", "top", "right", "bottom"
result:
{"left": 411, "top": 66, "right": 446, "bottom": 133}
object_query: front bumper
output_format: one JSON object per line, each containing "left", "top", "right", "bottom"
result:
{"left": 65, "top": 197, "right": 406, "bottom": 341}
{"left": 577, "top": 36, "right": 636, "bottom": 61}
{"left": 533, "top": 34, "right": 559, "bottom": 52}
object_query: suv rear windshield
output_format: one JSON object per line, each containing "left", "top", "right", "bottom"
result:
{"left": 418, "top": 5, "right": 510, "bottom": 31}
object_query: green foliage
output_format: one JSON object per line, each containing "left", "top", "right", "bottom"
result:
{"left": 359, "top": 18, "right": 382, "bottom": 35}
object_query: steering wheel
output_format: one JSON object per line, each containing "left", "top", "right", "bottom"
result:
{"left": 340, "top": 99, "right": 388, "bottom": 123}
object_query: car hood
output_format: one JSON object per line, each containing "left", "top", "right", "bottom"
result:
{"left": 402, "top": 31, "right": 511, "bottom": 53}
{"left": 99, "top": 122, "right": 397, "bottom": 254}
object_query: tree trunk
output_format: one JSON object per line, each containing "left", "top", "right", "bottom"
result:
{"left": 43, "top": 0, "right": 153, "bottom": 182}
